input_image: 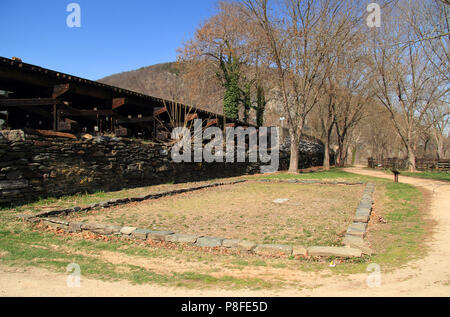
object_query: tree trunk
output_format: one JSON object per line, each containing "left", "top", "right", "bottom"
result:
{"left": 436, "top": 137, "right": 444, "bottom": 160}
{"left": 337, "top": 137, "right": 346, "bottom": 167}
{"left": 323, "top": 137, "right": 330, "bottom": 170}
{"left": 289, "top": 133, "right": 299, "bottom": 173}
{"left": 322, "top": 121, "right": 333, "bottom": 170}
{"left": 407, "top": 145, "right": 417, "bottom": 172}
{"left": 343, "top": 143, "right": 350, "bottom": 167}
{"left": 351, "top": 146, "right": 357, "bottom": 166}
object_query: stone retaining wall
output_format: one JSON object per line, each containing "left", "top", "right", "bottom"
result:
{"left": 0, "top": 129, "right": 325, "bottom": 207}
{"left": 0, "top": 130, "right": 261, "bottom": 206}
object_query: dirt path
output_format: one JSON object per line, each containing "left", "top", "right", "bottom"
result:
{"left": 1, "top": 167, "right": 449, "bottom": 297}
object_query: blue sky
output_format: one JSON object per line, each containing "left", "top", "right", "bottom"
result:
{"left": 0, "top": 0, "right": 217, "bottom": 80}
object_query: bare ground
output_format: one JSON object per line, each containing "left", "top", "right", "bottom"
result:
{"left": 1, "top": 167, "right": 449, "bottom": 297}
{"left": 15, "top": 179, "right": 240, "bottom": 214}
{"left": 65, "top": 182, "right": 363, "bottom": 246}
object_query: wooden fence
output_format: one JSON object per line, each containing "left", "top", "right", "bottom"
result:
{"left": 368, "top": 158, "right": 450, "bottom": 171}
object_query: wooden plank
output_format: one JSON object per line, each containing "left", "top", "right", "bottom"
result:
{"left": 153, "top": 107, "right": 167, "bottom": 116}
{"left": 186, "top": 113, "right": 198, "bottom": 121}
{"left": 117, "top": 116, "right": 155, "bottom": 124}
{"left": 57, "top": 120, "right": 72, "bottom": 132}
{"left": 206, "top": 119, "right": 218, "bottom": 128}
{"left": 52, "top": 84, "right": 71, "bottom": 99}
{"left": 226, "top": 123, "right": 236, "bottom": 128}
{"left": 59, "top": 109, "right": 116, "bottom": 117}
{"left": 112, "top": 98, "right": 127, "bottom": 110}
{"left": 115, "top": 126, "right": 128, "bottom": 137}
{"left": 115, "top": 96, "right": 155, "bottom": 110}
{"left": 53, "top": 104, "right": 58, "bottom": 131}
{"left": 23, "top": 128, "right": 77, "bottom": 139}
{"left": 18, "top": 106, "right": 52, "bottom": 119}
{"left": 0, "top": 98, "right": 64, "bottom": 107}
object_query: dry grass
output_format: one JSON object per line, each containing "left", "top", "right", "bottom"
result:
{"left": 10, "top": 178, "right": 243, "bottom": 214}
{"left": 0, "top": 171, "right": 430, "bottom": 289}
{"left": 65, "top": 181, "right": 364, "bottom": 246}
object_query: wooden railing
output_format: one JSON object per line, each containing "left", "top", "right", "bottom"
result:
{"left": 368, "top": 158, "right": 450, "bottom": 171}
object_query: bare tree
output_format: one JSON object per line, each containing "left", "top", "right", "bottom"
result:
{"left": 402, "top": 0, "right": 449, "bottom": 81}
{"left": 333, "top": 88, "right": 372, "bottom": 167}
{"left": 179, "top": 1, "right": 263, "bottom": 122}
{"left": 242, "top": 0, "right": 364, "bottom": 172}
{"left": 370, "top": 3, "right": 449, "bottom": 171}
{"left": 326, "top": 23, "right": 373, "bottom": 167}
{"left": 424, "top": 102, "right": 450, "bottom": 159}
{"left": 316, "top": 91, "right": 335, "bottom": 170}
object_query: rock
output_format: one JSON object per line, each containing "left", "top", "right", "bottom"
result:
{"left": 156, "top": 165, "right": 169, "bottom": 173}
{"left": 346, "top": 222, "right": 367, "bottom": 237}
{"left": 346, "top": 230, "right": 365, "bottom": 238}
{"left": 348, "top": 222, "right": 368, "bottom": 231}
{"left": 81, "top": 223, "right": 101, "bottom": 230}
{"left": 362, "top": 193, "right": 373, "bottom": 200}
{"left": 356, "top": 208, "right": 371, "bottom": 217}
{"left": 105, "top": 225, "right": 122, "bottom": 235}
{"left": 1, "top": 189, "right": 21, "bottom": 196}
{"left": 195, "top": 237, "right": 224, "bottom": 248}
{"left": 254, "top": 244, "right": 293, "bottom": 256}
{"left": 292, "top": 245, "right": 308, "bottom": 257}
{"left": 354, "top": 213, "right": 370, "bottom": 223}
{"left": 222, "top": 239, "right": 240, "bottom": 248}
{"left": 115, "top": 198, "right": 130, "bottom": 204}
{"left": 166, "top": 234, "right": 200, "bottom": 245}
{"left": 273, "top": 198, "right": 289, "bottom": 204}
{"left": 27, "top": 217, "right": 42, "bottom": 224}
{"left": 360, "top": 195, "right": 373, "bottom": 203}
{"left": 147, "top": 230, "right": 174, "bottom": 242}
{"left": 131, "top": 229, "right": 152, "bottom": 240}
{"left": 15, "top": 214, "right": 34, "bottom": 221}
{"left": 0, "top": 130, "right": 25, "bottom": 141}
{"left": 300, "top": 180, "right": 320, "bottom": 184}
{"left": 354, "top": 207, "right": 372, "bottom": 223}
{"left": 358, "top": 202, "right": 373, "bottom": 210}
{"left": 92, "top": 151, "right": 104, "bottom": 157}
{"left": 130, "top": 196, "right": 146, "bottom": 202}
{"left": 159, "top": 149, "right": 169, "bottom": 156}
{"left": 98, "top": 201, "right": 108, "bottom": 208}
{"left": 43, "top": 220, "right": 67, "bottom": 231}
{"left": 48, "top": 219, "right": 69, "bottom": 226}
{"left": 93, "top": 136, "right": 108, "bottom": 144}
{"left": 16, "top": 158, "right": 28, "bottom": 165}
{"left": 364, "top": 188, "right": 375, "bottom": 195}
{"left": 68, "top": 222, "right": 82, "bottom": 233}
{"left": 81, "top": 223, "right": 114, "bottom": 235}
{"left": 307, "top": 246, "right": 362, "bottom": 258}
{"left": 222, "top": 239, "right": 257, "bottom": 252}
{"left": 343, "top": 235, "right": 365, "bottom": 248}
{"left": 0, "top": 180, "right": 28, "bottom": 190}
{"left": 360, "top": 200, "right": 373, "bottom": 208}
{"left": 120, "top": 227, "right": 137, "bottom": 236}
{"left": 343, "top": 235, "right": 372, "bottom": 255}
